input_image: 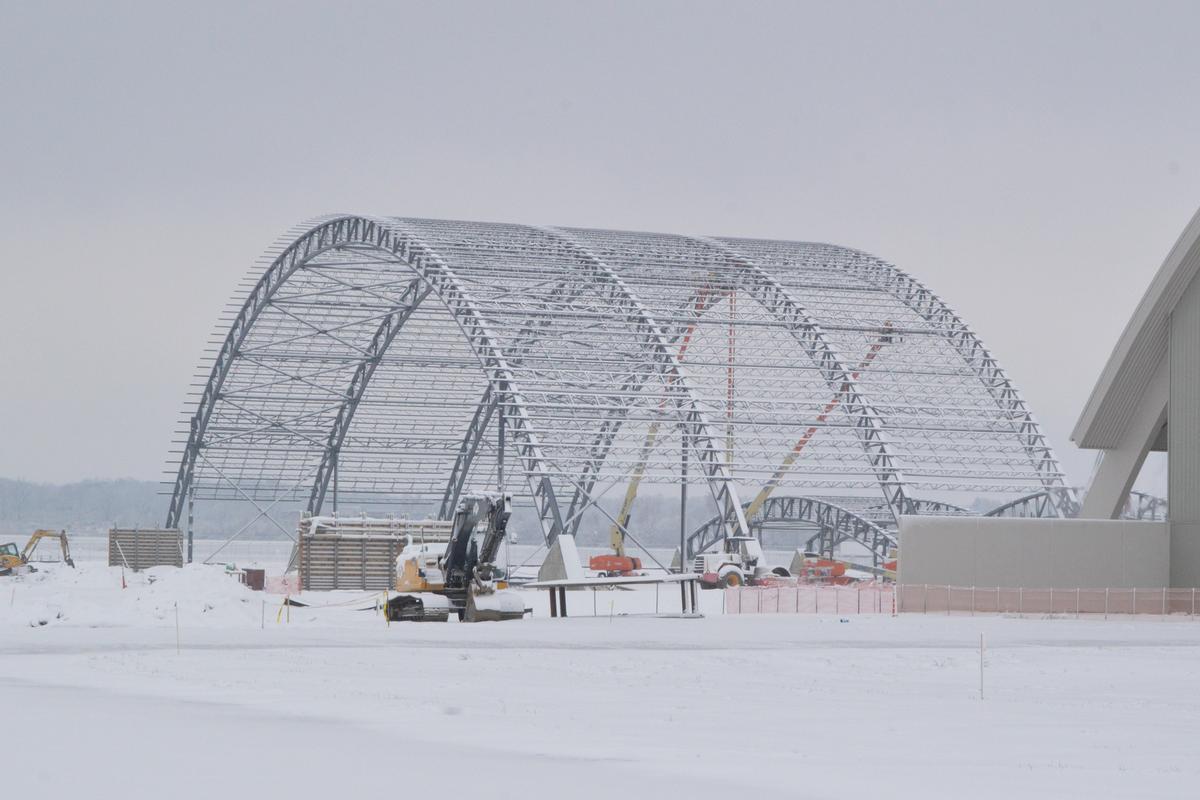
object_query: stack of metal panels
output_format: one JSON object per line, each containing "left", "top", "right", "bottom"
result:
{"left": 296, "top": 515, "right": 453, "bottom": 590}
{"left": 108, "top": 528, "right": 183, "bottom": 570}
{"left": 298, "top": 516, "right": 453, "bottom": 543}
{"left": 297, "top": 534, "right": 402, "bottom": 591}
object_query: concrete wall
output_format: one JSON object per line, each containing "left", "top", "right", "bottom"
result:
{"left": 1170, "top": 269, "right": 1200, "bottom": 586}
{"left": 897, "top": 516, "right": 1168, "bottom": 588}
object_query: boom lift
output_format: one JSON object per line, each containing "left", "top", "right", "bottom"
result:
{"left": 692, "top": 325, "right": 896, "bottom": 587}
{"left": 599, "top": 282, "right": 729, "bottom": 568}
{"left": 0, "top": 529, "right": 74, "bottom": 576}
{"left": 387, "top": 494, "right": 524, "bottom": 622}
{"left": 742, "top": 323, "right": 896, "bottom": 521}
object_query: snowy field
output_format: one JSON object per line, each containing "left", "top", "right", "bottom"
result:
{"left": 3, "top": 564, "right": 1199, "bottom": 799}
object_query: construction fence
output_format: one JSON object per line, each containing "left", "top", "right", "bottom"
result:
{"left": 725, "top": 584, "right": 895, "bottom": 615}
{"left": 897, "top": 584, "right": 1200, "bottom": 617}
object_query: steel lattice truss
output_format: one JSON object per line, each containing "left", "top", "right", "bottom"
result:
{"left": 166, "top": 215, "right": 1072, "bottom": 548}
{"left": 985, "top": 488, "right": 1165, "bottom": 521}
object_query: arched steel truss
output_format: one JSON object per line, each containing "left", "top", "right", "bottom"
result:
{"left": 985, "top": 488, "right": 1166, "bottom": 521}
{"left": 686, "top": 495, "right": 971, "bottom": 569}
{"left": 167, "top": 216, "right": 1071, "bottom": 547}
{"left": 688, "top": 494, "right": 896, "bottom": 569}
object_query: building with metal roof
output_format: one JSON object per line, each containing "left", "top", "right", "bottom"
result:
{"left": 1074, "top": 206, "right": 1200, "bottom": 585}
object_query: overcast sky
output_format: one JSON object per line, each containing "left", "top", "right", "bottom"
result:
{"left": 1, "top": 0, "right": 1198, "bottom": 493}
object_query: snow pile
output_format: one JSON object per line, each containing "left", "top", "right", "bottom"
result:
{"left": 0, "top": 563, "right": 263, "bottom": 629}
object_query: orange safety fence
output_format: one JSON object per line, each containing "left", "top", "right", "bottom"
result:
{"left": 896, "top": 584, "right": 1200, "bottom": 616}
{"left": 725, "top": 584, "right": 896, "bottom": 615}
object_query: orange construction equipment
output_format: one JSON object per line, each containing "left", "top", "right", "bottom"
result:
{"left": 588, "top": 554, "right": 643, "bottom": 576}
{"left": 793, "top": 556, "right": 849, "bottom": 584}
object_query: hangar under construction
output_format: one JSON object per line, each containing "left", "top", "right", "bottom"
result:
{"left": 165, "top": 215, "right": 1152, "bottom": 569}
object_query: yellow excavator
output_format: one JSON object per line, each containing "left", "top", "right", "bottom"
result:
{"left": 0, "top": 530, "right": 75, "bottom": 576}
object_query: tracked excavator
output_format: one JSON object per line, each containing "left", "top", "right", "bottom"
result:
{"left": 387, "top": 493, "right": 525, "bottom": 622}
{"left": 1, "top": 529, "right": 74, "bottom": 576}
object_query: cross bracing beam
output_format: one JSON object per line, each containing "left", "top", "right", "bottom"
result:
{"left": 691, "top": 236, "right": 912, "bottom": 521}
{"left": 533, "top": 225, "right": 750, "bottom": 541}
{"left": 438, "top": 270, "right": 602, "bottom": 521}
{"left": 306, "top": 276, "right": 434, "bottom": 514}
{"left": 169, "top": 216, "right": 567, "bottom": 538}
{"left": 718, "top": 238, "right": 1071, "bottom": 515}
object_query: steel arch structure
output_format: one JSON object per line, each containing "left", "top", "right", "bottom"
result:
{"left": 686, "top": 495, "right": 971, "bottom": 569}
{"left": 687, "top": 495, "right": 897, "bottom": 569}
{"left": 985, "top": 488, "right": 1166, "bottom": 521}
{"left": 167, "top": 215, "right": 1070, "bottom": 548}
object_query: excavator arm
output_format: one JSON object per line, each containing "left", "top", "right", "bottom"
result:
{"left": 19, "top": 530, "right": 74, "bottom": 568}
{"left": 441, "top": 494, "right": 512, "bottom": 596}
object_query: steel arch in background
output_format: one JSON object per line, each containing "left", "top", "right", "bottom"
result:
{"left": 169, "top": 215, "right": 1073, "bottom": 561}
{"left": 1124, "top": 489, "right": 1169, "bottom": 521}
{"left": 686, "top": 494, "right": 898, "bottom": 570}
{"left": 168, "top": 216, "right": 568, "bottom": 541}
{"left": 985, "top": 487, "right": 1166, "bottom": 521}
{"left": 692, "top": 236, "right": 913, "bottom": 522}
{"left": 533, "top": 226, "right": 750, "bottom": 540}
{"left": 168, "top": 215, "right": 357, "bottom": 529}
{"left": 867, "top": 498, "right": 972, "bottom": 517}
{"left": 307, "top": 277, "right": 433, "bottom": 514}
{"left": 820, "top": 246, "right": 1074, "bottom": 515}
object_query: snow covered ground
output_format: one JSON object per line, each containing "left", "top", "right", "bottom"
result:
{"left": 3, "top": 564, "right": 1199, "bottom": 799}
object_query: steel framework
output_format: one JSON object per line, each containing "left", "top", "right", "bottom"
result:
{"left": 167, "top": 216, "right": 1071, "bottom": 550}
{"left": 985, "top": 488, "right": 1166, "bottom": 521}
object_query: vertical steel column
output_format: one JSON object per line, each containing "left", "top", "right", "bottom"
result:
{"left": 186, "top": 487, "right": 194, "bottom": 564}
{"left": 497, "top": 388, "right": 506, "bottom": 493}
{"left": 679, "top": 422, "right": 688, "bottom": 572}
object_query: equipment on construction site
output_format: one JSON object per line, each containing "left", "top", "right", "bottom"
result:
{"left": 588, "top": 554, "right": 643, "bottom": 577}
{"left": 883, "top": 547, "right": 898, "bottom": 581}
{"left": 599, "top": 321, "right": 898, "bottom": 574}
{"left": 788, "top": 550, "right": 851, "bottom": 584}
{"left": 693, "top": 536, "right": 790, "bottom": 589}
{"left": 0, "top": 543, "right": 23, "bottom": 576}
{"left": 387, "top": 493, "right": 524, "bottom": 623}
{"left": 0, "top": 530, "right": 74, "bottom": 576}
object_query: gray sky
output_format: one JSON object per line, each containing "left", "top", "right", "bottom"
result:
{"left": 1, "top": 0, "right": 1198, "bottom": 492}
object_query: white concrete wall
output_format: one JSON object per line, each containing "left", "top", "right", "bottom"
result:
{"left": 897, "top": 516, "right": 1168, "bottom": 588}
{"left": 1171, "top": 269, "right": 1200, "bottom": 586}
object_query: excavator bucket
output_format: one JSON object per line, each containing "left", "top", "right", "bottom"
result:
{"left": 464, "top": 589, "right": 525, "bottom": 622}
{"left": 386, "top": 593, "right": 451, "bottom": 622}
